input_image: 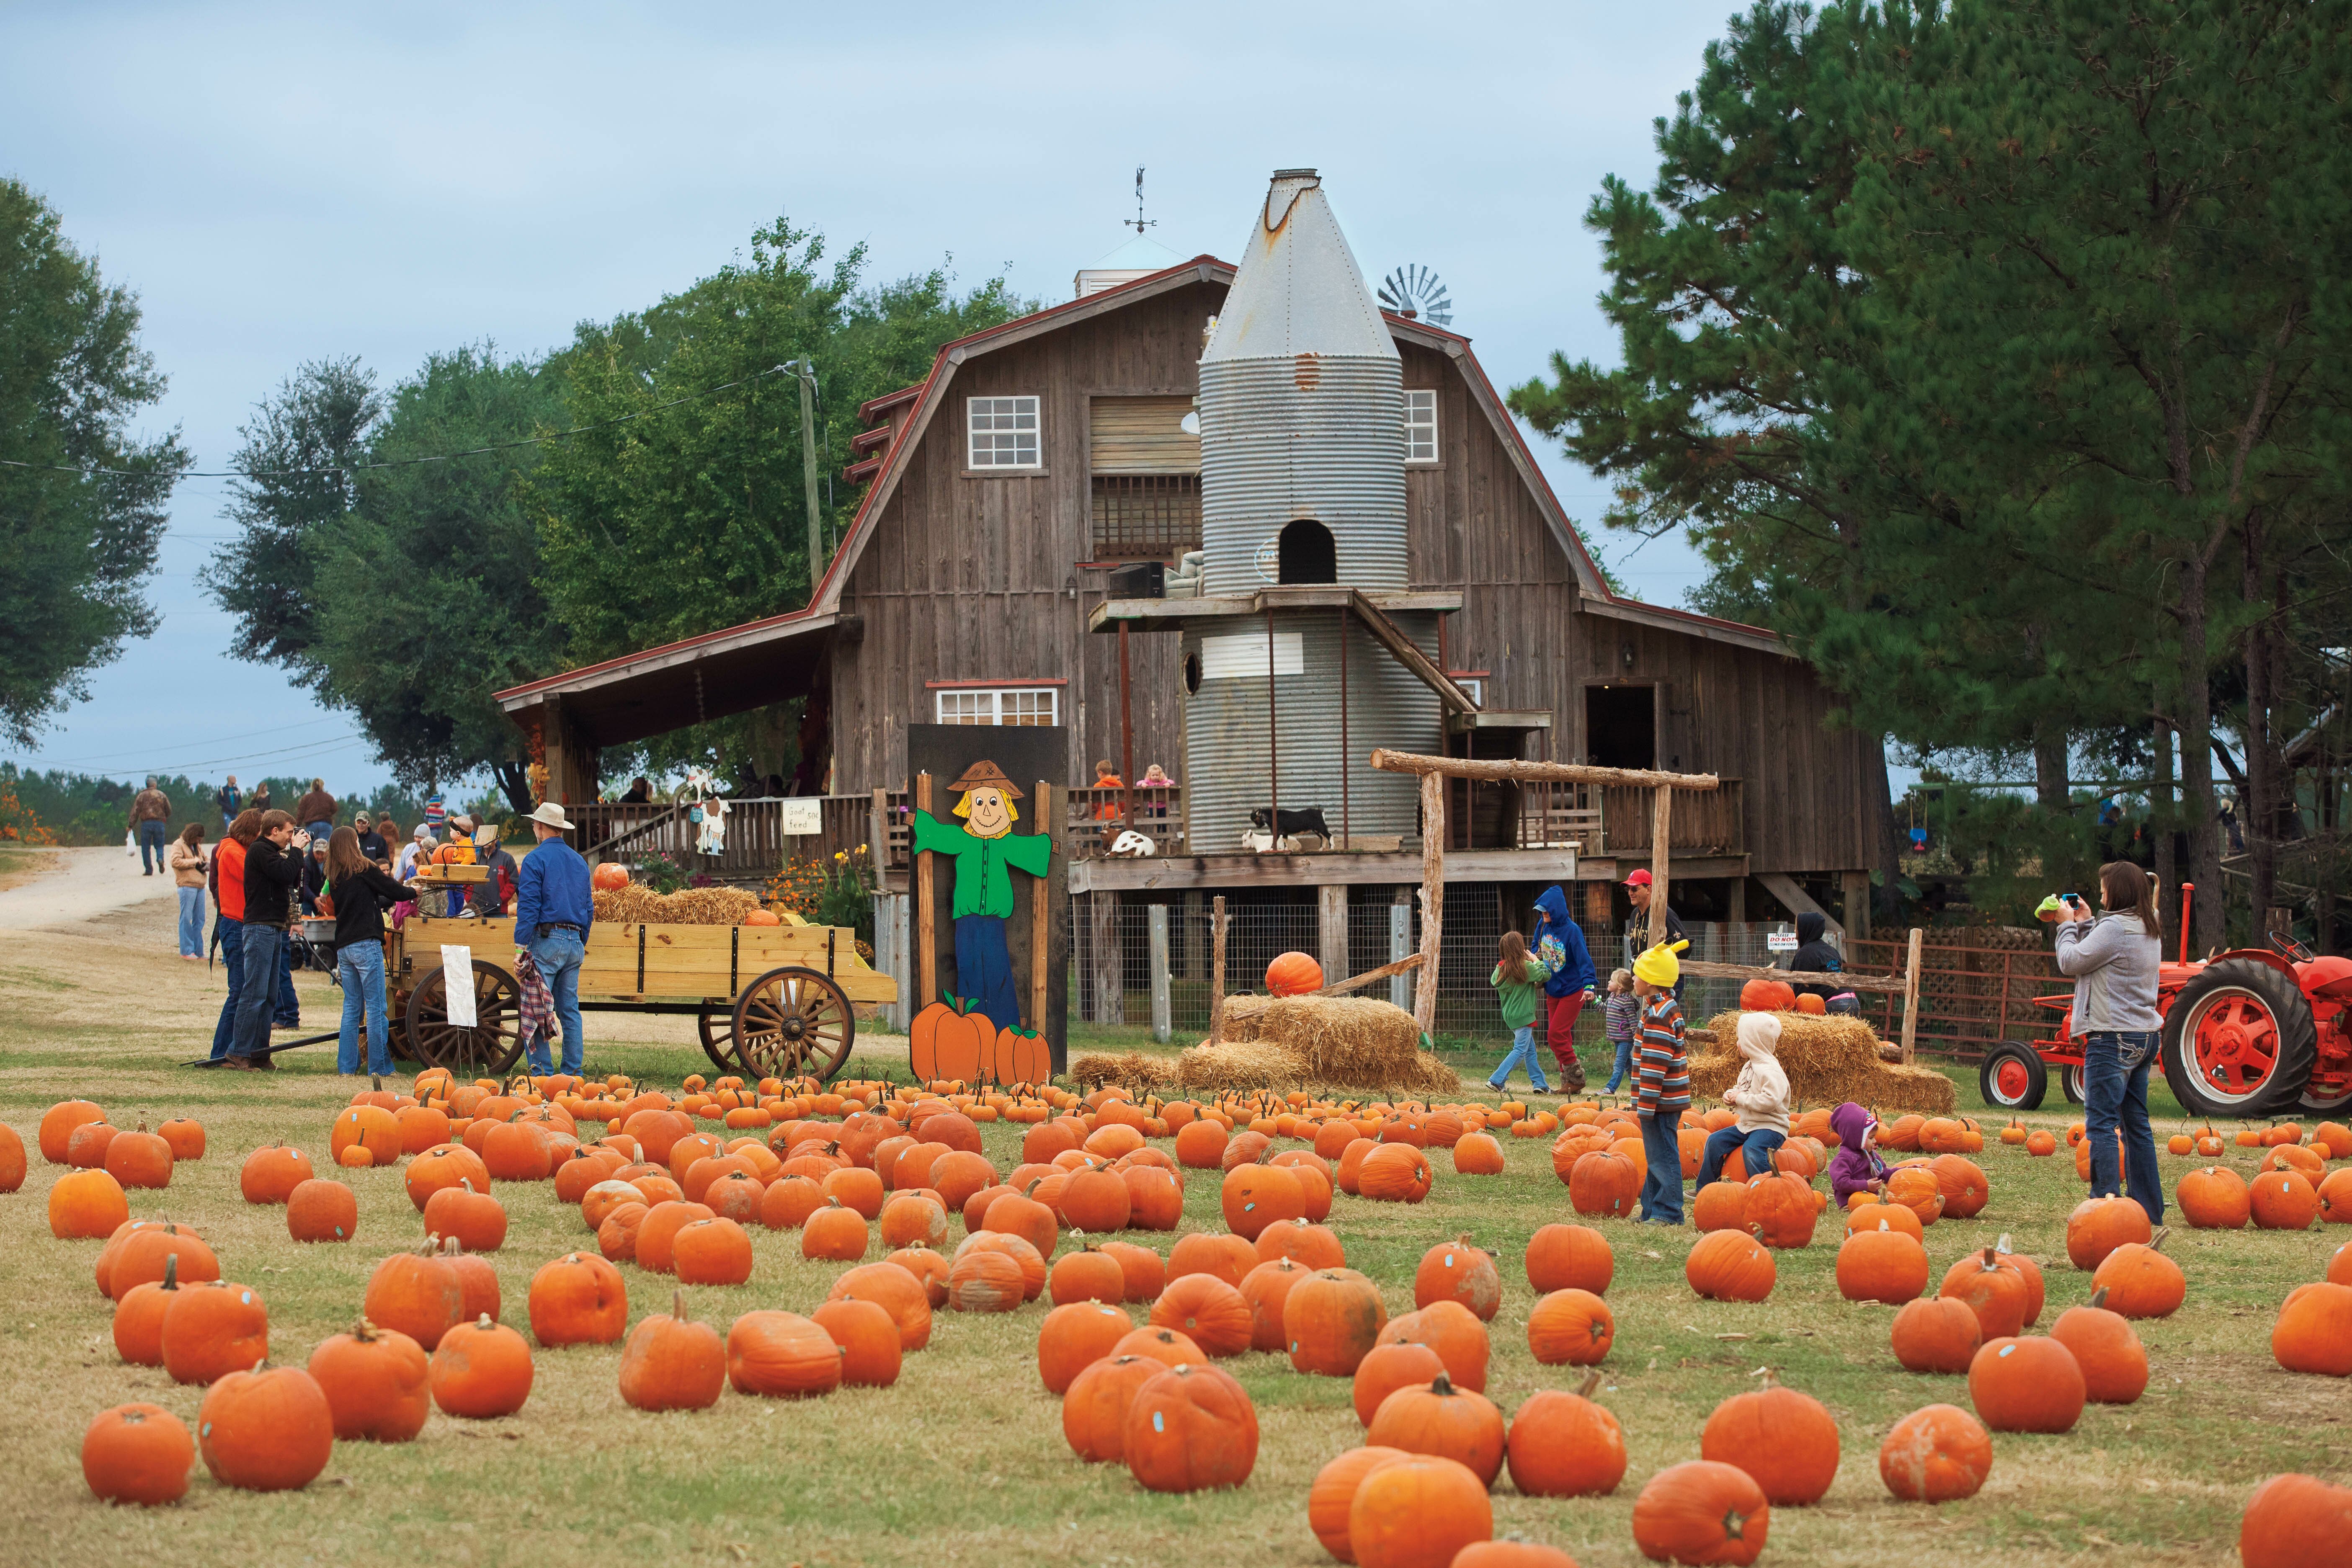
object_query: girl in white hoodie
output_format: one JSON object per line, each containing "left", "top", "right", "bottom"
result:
{"left": 1693, "top": 1011, "right": 1792, "bottom": 1194}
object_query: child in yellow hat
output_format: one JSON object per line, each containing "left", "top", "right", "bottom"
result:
{"left": 1631, "top": 938, "right": 1691, "bottom": 1224}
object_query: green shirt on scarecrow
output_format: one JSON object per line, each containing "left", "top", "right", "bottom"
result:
{"left": 911, "top": 761, "right": 1052, "bottom": 1032}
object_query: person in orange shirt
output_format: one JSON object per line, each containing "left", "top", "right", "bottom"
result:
{"left": 1092, "top": 759, "right": 1126, "bottom": 822}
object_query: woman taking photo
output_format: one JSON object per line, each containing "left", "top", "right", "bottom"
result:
{"left": 324, "top": 826, "right": 427, "bottom": 1076}
{"left": 169, "top": 823, "right": 208, "bottom": 959}
{"left": 2054, "top": 861, "right": 2166, "bottom": 1223}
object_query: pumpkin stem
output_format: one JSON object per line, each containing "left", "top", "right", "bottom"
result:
{"left": 2148, "top": 1226, "right": 2169, "bottom": 1253}
{"left": 1430, "top": 1372, "right": 1455, "bottom": 1396}
{"left": 1576, "top": 1369, "right": 1604, "bottom": 1400}
{"left": 161, "top": 1252, "right": 178, "bottom": 1291}
{"left": 1980, "top": 1246, "right": 1997, "bottom": 1269}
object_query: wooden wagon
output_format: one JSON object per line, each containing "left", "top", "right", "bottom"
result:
{"left": 377, "top": 868, "right": 895, "bottom": 1082}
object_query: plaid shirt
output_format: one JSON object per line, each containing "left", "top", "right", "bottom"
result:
{"left": 515, "top": 951, "right": 556, "bottom": 1052}
{"left": 1634, "top": 992, "right": 1689, "bottom": 1116}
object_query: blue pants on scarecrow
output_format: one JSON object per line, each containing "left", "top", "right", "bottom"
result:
{"left": 954, "top": 915, "right": 1021, "bottom": 1034}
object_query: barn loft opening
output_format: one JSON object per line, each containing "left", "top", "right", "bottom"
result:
{"left": 1585, "top": 683, "right": 1657, "bottom": 770}
{"left": 1277, "top": 518, "right": 1337, "bottom": 584}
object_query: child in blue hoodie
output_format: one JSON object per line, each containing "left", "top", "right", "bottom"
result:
{"left": 1531, "top": 885, "right": 1597, "bottom": 1092}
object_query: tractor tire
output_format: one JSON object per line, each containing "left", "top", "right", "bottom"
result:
{"left": 2161, "top": 958, "right": 2317, "bottom": 1119}
{"left": 2060, "top": 1061, "right": 2087, "bottom": 1105}
{"left": 1977, "top": 1041, "right": 2048, "bottom": 1112}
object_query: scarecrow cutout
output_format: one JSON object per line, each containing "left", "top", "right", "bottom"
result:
{"left": 911, "top": 761, "right": 1050, "bottom": 1034}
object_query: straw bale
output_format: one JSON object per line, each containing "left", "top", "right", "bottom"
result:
{"left": 1068, "top": 1052, "right": 1173, "bottom": 1091}
{"left": 1689, "top": 1010, "right": 1954, "bottom": 1115}
{"left": 1164, "top": 993, "right": 1460, "bottom": 1095}
{"left": 590, "top": 885, "right": 765, "bottom": 926}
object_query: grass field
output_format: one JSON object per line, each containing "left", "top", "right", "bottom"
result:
{"left": 2, "top": 897, "right": 2345, "bottom": 1566}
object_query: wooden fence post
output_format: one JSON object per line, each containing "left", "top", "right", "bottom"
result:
{"left": 1033, "top": 781, "right": 1055, "bottom": 1037}
{"left": 1389, "top": 892, "right": 1413, "bottom": 1011}
{"left": 1090, "top": 892, "right": 1123, "bottom": 1026}
{"left": 1648, "top": 784, "right": 1674, "bottom": 949}
{"left": 915, "top": 772, "right": 935, "bottom": 1012}
{"left": 1318, "top": 885, "right": 1349, "bottom": 986}
{"left": 1414, "top": 769, "right": 1446, "bottom": 1037}
{"left": 1208, "top": 896, "right": 1228, "bottom": 1045}
{"left": 1148, "top": 904, "right": 1171, "bottom": 1044}
{"left": 1901, "top": 926, "right": 1924, "bottom": 1063}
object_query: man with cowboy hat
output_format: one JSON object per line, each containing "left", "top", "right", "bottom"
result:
{"left": 910, "top": 760, "right": 1053, "bottom": 1033}
{"left": 513, "top": 802, "right": 593, "bottom": 1074}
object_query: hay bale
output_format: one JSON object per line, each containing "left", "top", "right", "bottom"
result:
{"left": 1069, "top": 1052, "right": 1173, "bottom": 1090}
{"left": 1172, "top": 993, "right": 1459, "bottom": 1095}
{"left": 1690, "top": 1011, "right": 1955, "bottom": 1115}
{"left": 589, "top": 885, "right": 764, "bottom": 926}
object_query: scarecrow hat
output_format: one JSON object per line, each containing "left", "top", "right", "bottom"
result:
{"left": 946, "top": 761, "right": 1024, "bottom": 799}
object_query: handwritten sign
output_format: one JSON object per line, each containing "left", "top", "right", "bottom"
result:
{"left": 440, "top": 945, "right": 476, "bottom": 1028}
{"left": 778, "top": 798, "right": 823, "bottom": 836}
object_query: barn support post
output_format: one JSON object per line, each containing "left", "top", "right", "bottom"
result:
{"left": 1148, "top": 904, "right": 1171, "bottom": 1044}
{"left": 1388, "top": 892, "right": 1412, "bottom": 1011}
{"left": 889, "top": 893, "right": 913, "bottom": 1033}
{"left": 1901, "top": 926, "right": 1923, "bottom": 1063}
{"left": 1033, "top": 781, "right": 1056, "bottom": 1034}
{"left": 1318, "top": 885, "right": 1349, "bottom": 987}
{"left": 1119, "top": 623, "right": 1134, "bottom": 834}
{"left": 1266, "top": 607, "right": 1279, "bottom": 840}
{"left": 1648, "top": 784, "right": 1674, "bottom": 949}
{"left": 1414, "top": 768, "right": 1445, "bottom": 1037}
{"left": 869, "top": 787, "right": 888, "bottom": 877}
{"left": 915, "top": 772, "right": 936, "bottom": 1010}
{"left": 1090, "top": 891, "right": 1123, "bottom": 1026}
{"left": 1339, "top": 606, "right": 1351, "bottom": 848}
{"left": 1208, "top": 895, "right": 1228, "bottom": 1045}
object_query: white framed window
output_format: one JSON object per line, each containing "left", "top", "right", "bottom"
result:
{"left": 1403, "top": 388, "right": 1438, "bottom": 464}
{"left": 1450, "top": 676, "right": 1484, "bottom": 705}
{"left": 934, "top": 686, "right": 1060, "bottom": 726}
{"left": 967, "top": 395, "right": 1041, "bottom": 469}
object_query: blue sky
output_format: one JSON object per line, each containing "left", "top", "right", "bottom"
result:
{"left": 3, "top": 0, "right": 1741, "bottom": 792}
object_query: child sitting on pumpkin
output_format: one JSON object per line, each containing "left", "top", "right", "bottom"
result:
{"left": 1828, "top": 1101, "right": 1891, "bottom": 1204}
{"left": 1693, "top": 1011, "right": 1789, "bottom": 1194}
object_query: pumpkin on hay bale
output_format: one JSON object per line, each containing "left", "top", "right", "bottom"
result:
{"left": 1691, "top": 1011, "right": 1955, "bottom": 1115}
{"left": 1072, "top": 995, "right": 1459, "bottom": 1094}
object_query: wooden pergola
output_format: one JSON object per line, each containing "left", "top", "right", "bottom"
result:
{"left": 1367, "top": 749, "right": 1924, "bottom": 1060}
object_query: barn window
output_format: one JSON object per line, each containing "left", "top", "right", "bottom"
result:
{"left": 1090, "top": 396, "right": 1202, "bottom": 558}
{"left": 934, "top": 686, "right": 1059, "bottom": 726}
{"left": 1403, "top": 389, "right": 1438, "bottom": 464}
{"left": 968, "top": 396, "right": 1041, "bottom": 469}
{"left": 1277, "top": 518, "right": 1337, "bottom": 584}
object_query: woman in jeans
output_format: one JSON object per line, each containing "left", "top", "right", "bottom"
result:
{"left": 323, "top": 826, "right": 426, "bottom": 1075}
{"left": 169, "top": 823, "right": 208, "bottom": 959}
{"left": 208, "top": 809, "right": 261, "bottom": 1062}
{"left": 2054, "top": 861, "right": 2166, "bottom": 1222}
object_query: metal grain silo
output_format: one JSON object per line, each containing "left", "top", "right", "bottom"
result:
{"left": 1184, "top": 170, "right": 1444, "bottom": 854}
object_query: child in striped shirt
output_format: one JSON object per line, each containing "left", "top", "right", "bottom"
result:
{"left": 1631, "top": 939, "right": 1690, "bottom": 1225}
{"left": 1600, "top": 969, "right": 1640, "bottom": 1093}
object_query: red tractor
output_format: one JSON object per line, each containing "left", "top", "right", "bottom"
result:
{"left": 1976, "top": 884, "right": 2352, "bottom": 1118}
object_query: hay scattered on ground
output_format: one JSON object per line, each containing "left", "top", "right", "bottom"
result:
{"left": 592, "top": 885, "right": 765, "bottom": 925}
{"left": 1689, "top": 1010, "right": 1955, "bottom": 1114}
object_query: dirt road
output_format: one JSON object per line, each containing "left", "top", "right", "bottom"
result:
{"left": 0, "top": 845, "right": 181, "bottom": 929}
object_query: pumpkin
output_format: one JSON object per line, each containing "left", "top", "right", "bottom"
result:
{"left": 946, "top": 1248, "right": 1026, "bottom": 1313}
{"left": 364, "top": 1241, "right": 466, "bottom": 1351}
{"left": 1063, "top": 1354, "right": 1162, "bottom": 1463}
{"left": 2272, "top": 1280, "right": 2352, "bottom": 1375}
{"left": 48, "top": 1167, "right": 129, "bottom": 1239}
{"left": 2251, "top": 1169, "right": 2320, "bottom": 1230}
{"left": 1692, "top": 1180, "right": 1748, "bottom": 1233}
{"left": 1967, "top": 1336, "right": 2085, "bottom": 1431}
{"left": 196, "top": 1364, "right": 334, "bottom": 1492}
{"left": 103, "top": 1122, "right": 174, "bottom": 1188}
{"left": 1793, "top": 991, "right": 1826, "bottom": 1015}
{"left": 743, "top": 907, "right": 782, "bottom": 926}
{"left": 287, "top": 1178, "right": 359, "bottom": 1243}
{"left": 1036, "top": 1300, "right": 1132, "bottom": 1393}
{"left": 1687, "top": 1229, "right": 1776, "bottom": 1301}
{"left": 1526, "top": 1288, "right": 1614, "bottom": 1367}
{"left": 1353, "top": 1341, "right": 1447, "bottom": 1427}
{"left": 1286, "top": 1268, "right": 1391, "bottom": 1376}
{"left": 1149, "top": 1271, "right": 1252, "bottom": 1357}
{"left": 812, "top": 1295, "right": 903, "bottom": 1387}
{"left": 827, "top": 1262, "right": 933, "bottom": 1350}
{"left": 1257, "top": 1217, "right": 1347, "bottom": 1271}
{"left": 1524, "top": 1223, "right": 1613, "bottom": 1295}
{"left": 429, "top": 1313, "right": 533, "bottom": 1417}
{"left": 1239, "top": 1258, "right": 1311, "bottom": 1352}
{"left": 240, "top": 1142, "right": 315, "bottom": 1204}
{"left": 1738, "top": 978, "right": 1795, "bottom": 1011}
{"left": 616, "top": 1290, "right": 727, "bottom": 1411}
{"left": 1309, "top": 1445, "right": 1414, "bottom": 1562}
{"left": 1890, "top": 1295, "right": 1981, "bottom": 1374}
{"left": 1504, "top": 1371, "right": 1626, "bottom": 1499}
{"left": 160, "top": 1279, "right": 269, "bottom": 1386}
{"left": 38, "top": 1099, "right": 106, "bottom": 1163}
{"left": 725, "top": 1308, "right": 841, "bottom": 1398}
{"left": 1877, "top": 1402, "right": 1991, "bottom": 1502}
{"left": 983, "top": 1183, "right": 1059, "bottom": 1257}
{"left": 1359, "top": 1143, "right": 1434, "bottom": 1203}
{"left": 1834, "top": 1226, "right": 1929, "bottom": 1305}
{"left": 2177, "top": 1165, "right": 2251, "bottom": 1228}
{"left": 1568, "top": 1149, "right": 1640, "bottom": 1218}
{"left": 1366, "top": 1372, "right": 1506, "bottom": 1486}
{"left": 2316, "top": 1166, "right": 2352, "bottom": 1222}
{"left": 527, "top": 1252, "right": 628, "bottom": 1346}
{"left": 992, "top": 1024, "right": 1051, "bottom": 1086}
{"left": 82, "top": 1403, "right": 193, "bottom": 1506}
{"left": 1452, "top": 1132, "right": 1506, "bottom": 1175}
{"left": 307, "top": 1317, "right": 431, "bottom": 1441}
{"left": 1125, "top": 1363, "right": 1259, "bottom": 1493}
{"left": 1220, "top": 1161, "right": 1305, "bottom": 1240}
{"left": 1938, "top": 1246, "right": 2031, "bottom": 1340}
{"left": 1631, "top": 1460, "right": 1771, "bottom": 1566}
{"left": 1266, "top": 951, "right": 1324, "bottom": 997}
{"left": 1348, "top": 1454, "right": 1493, "bottom": 1568}
{"left": 591, "top": 861, "right": 630, "bottom": 891}
{"left": 800, "top": 1197, "right": 870, "bottom": 1262}
{"left": 2049, "top": 1287, "right": 2147, "bottom": 1403}
{"left": 1382, "top": 1299, "right": 1492, "bottom": 1391}
{"left": 2241, "top": 1473, "right": 2352, "bottom": 1568}
{"left": 0, "top": 1121, "right": 23, "bottom": 1193}
{"left": 673, "top": 1217, "right": 756, "bottom": 1285}
{"left": 1100, "top": 1240, "right": 1165, "bottom": 1303}
{"left": 112, "top": 1253, "right": 186, "bottom": 1366}
{"left": 1742, "top": 1171, "right": 1818, "bottom": 1248}
{"left": 2065, "top": 1194, "right": 2153, "bottom": 1268}
{"left": 1700, "top": 1374, "right": 1839, "bottom": 1506}
{"left": 1050, "top": 1245, "right": 1128, "bottom": 1308}
{"left": 909, "top": 996, "right": 989, "bottom": 1084}
{"left": 2089, "top": 1230, "right": 2184, "bottom": 1318}
{"left": 331, "top": 1105, "right": 401, "bottom": 1167}
{"left": 106, "top": 1222, "right": 219, "bottom": 1299}
{"left": 1882, "top": 1165, "right": 1944, "bottom": 1226}
{"left": 2025, "top": 1129, "right": 2057, "bottom": 1155}
{"left": 1413, "top": 1235, "right": 1501, "bottom": 1320}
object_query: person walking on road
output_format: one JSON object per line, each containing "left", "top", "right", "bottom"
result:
{"left": 130, "top": 778, "right": 173, "bottom": 875}
{"left": 227, "top": 810, "right": 307, "bottom": 1069}
{"left": 169, "top": 824, "right": 208, "bottom": 959}
{"left": 513, "top": 802, "right": 593, "bottom": 1075}
{"left": 214, "top": 776, "right": 241, "bottom": 831}
{"left": 295, "top": 778, "right": 337, "bottom": 843}
{"left": 324, "top": 826, "right": 426, "bottom": 1076}
{"left": 2055, "top": 861, "right": 2167, "bottom": 1225}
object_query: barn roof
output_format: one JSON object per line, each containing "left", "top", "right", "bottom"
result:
{"left": 495, "top": 256, "right": 1784, "bottom": 717}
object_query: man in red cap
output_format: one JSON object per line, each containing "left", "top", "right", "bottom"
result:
{"left": 1622, "top": 869, "right": 1686, "bottom": 996}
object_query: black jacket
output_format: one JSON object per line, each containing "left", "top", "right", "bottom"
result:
{"left": 1788, "top": 910, "right": 1845, "bottom": 998}
{"left": 242, "top": 839, "right": 304, "bottom": 928}
{"left": 331, "top": 866, "right": 420, "bottom": 947}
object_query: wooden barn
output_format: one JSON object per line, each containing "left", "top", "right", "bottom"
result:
{"left": 496, "top": 176, "right": 1883, "bottom": 977}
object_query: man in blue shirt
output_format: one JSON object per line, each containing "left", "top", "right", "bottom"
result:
{"left": 513, "top": 802, "right": 593, "bottom": 1075}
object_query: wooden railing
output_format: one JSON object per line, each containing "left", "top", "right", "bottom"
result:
{"left": 1602, "top": 780, "right": 1745, "bottom": 857}
{"left": 570, "top": 797, "right": 882, "bottom": 879}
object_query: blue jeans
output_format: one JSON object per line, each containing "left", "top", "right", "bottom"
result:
{"left": 137, "top": 820, "right": 168, "bottom": 873}
{"left": 177, "top": 889, "right": 206, "bottom": 956}
{"left": 1603, "top": 1037, "right": 1635, "bottom": 1093}
{"left": 1637, "top": 1110, "right": 1685, "bottom": 1223}
{"left": 952, "top": 914, "right": 1020, "bottom": 1034}
{"left": 2085, "top": 1029, "right": 2165, "bottom": 1224}
{"left": 1488, "top": 1026, "right": 1550, "bottom": 1092}
{"left": 210, "top": 916, "right": 245, "bottom": 1060}
{"left": 525, "top": 930, "right": 586, "bottom": 1075}
{"left": 1696, "top": 1125, "right": 1785, "bottom": 1190}
{"left": 232, "top": 924, "right": 286, "bottom": 1058}
{"left": 337, "top": 939, "right": 392, "bottom": 1074}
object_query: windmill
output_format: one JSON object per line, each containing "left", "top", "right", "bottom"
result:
{"left": 1377, "top": 264, "right": 1452, "bottom": 327}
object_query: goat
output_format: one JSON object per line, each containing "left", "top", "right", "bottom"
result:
{"left": 1249, "top": 805, "right": 1333, "bottom": 843}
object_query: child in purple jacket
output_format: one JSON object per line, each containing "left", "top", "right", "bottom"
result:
{"left": 1828, "top": 1101, "right": 1890, "bottom": 1205}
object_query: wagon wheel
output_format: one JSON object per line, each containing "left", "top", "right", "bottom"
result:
{"left": 405, "top": 960, "right": 526, "bottom": 1078}
{"left": 696, "top": 1008, "right": 743, "bottom": 1074}
{"left": 732, "top": 965, "right": 854, "bottom": 1084}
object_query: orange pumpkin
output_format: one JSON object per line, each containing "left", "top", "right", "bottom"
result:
{"left": 1739, "top": 978, "right": 1796, "bottom": 1012}
{"left": 1266, "top": 952, "right": 1324, "bottom": 997}
{"left": 909, "top": 997, "right": 988, "bottom": 1085}
{"left": 993, "top": 1024, "right": 1051, "bottom": 1086}
{"left": 591, "top": 862, "right": 630, "bottom": 891}
{"left": 743, "top": 908, "right": 781, "bottom": 926}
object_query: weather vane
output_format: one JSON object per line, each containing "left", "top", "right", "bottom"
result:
{"left": 1125, "top": 166, "right": 1156, "bottom": 236}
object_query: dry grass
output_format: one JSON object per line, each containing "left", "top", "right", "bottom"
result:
{"left": 0, "top": 897, "right": 2344, "bottom": 1565}
{"left": 1691, "top": 1010, "right": 1957, "bottom": 1115}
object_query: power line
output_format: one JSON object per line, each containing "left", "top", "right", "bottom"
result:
{"left": 0, "top": 364, "right": 792, "bottom": 482}
{"left": 11, "top": 731, "right": 367, "bottom": 780}
{"left": 18, "top": 714, "right": 345, "bottom": 769}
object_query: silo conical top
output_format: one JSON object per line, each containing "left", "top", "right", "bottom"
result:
{"left": 1203, "top": 170, "right": 1397, "bottom": 364}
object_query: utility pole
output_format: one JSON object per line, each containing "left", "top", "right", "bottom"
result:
{"left": 788, "top": 360, "right": 823, "bottom": 601}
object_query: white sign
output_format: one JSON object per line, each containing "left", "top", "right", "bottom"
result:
{"left": 1766, "top": 929, "right": 1798, "bottom": 953}
{"left": 777, "top": 797, "right": 823, "bottom": 836}
{"left": 1200, "top": 631, "right": 1304, "bottom": 681}
{"left": 440, "top": 945, "right": 476, "bottom": 1029}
